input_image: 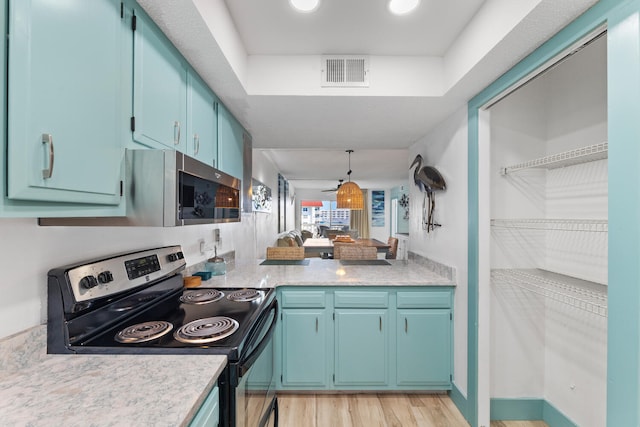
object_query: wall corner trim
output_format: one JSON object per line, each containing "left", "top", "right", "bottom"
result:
{"left": 449, "top": 383, "right": 468, "bottom": 422}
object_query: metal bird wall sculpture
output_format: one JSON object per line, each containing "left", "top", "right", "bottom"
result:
{"left": 410, "top": 154, "right": 446, "bottom": 232}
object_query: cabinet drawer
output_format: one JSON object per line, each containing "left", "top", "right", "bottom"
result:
{"left": 397, "top": 291, "right": 451, "bottom": 308}
{"left": 281, "top": 291, "right": 326, "bottom": 308}
{"left": 334, "top": 291, "right": 389, "bottom": 308}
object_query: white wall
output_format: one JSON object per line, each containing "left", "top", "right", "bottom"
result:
{"left": 489, "top": 75, "right": 548, "bottom": 399}
{"left": 409, "top": 106, "right": 469, "bottom": 397}
{"left": 252, "top": 151, "right": 281, "bottom": 259}
{"left": 0, "top": 152, "right": 280, "bottom": 339}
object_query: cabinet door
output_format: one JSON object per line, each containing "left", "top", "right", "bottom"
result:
{"left": 335, "top": 309, "right": 389, "bottom": 386}
{"left": 7, "top": 0, "right": 124, "bottom": 204}
{"left": 187, "top": 71, "right": 217, "bottom": 166}
{"left": 132, "top": 8, "right": 187, "bottom": 150}
{"left": 281, "top": 309, "right": 328, "bottom": 387}
{"left": 396, "top": 309, "right": 451, "bottom": 387}
{"left": 217, "top": 104, "right": 244, "bottom": 179}
{"left": 189, "top": 385, "right": 219, "bottom": 427}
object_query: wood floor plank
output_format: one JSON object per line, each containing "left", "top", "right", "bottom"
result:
{"left": 278, "top": 394, "right": 316, "bottom": 426}
{"left": 414, "top": 394, "right": 466, "bottom": 427}
{"left": 316, "top": 394, "right": 353, "bottom": 426}
{"left": 277, "top": 393, "right": 548, "bottom": 427}
{"left": 377, "top": 394, "right": 420, "bottom": 426}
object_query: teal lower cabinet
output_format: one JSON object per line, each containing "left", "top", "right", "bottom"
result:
{"left": 396, "top": 309, "right": 452, "bottom": 387}
{"left": 279, "top": 290, "right": 331, "bottom": 389}
{"left": 334, "top": 308, "right": 389, "bottom": 387}
{"left": 276, "top": 286, "right": 453, "bottom": 392}
{"left": 189, "top": 384, "right": 219, "bottom": 427}
{"left": 281, "top": 309, "right": 329, "bottom": 387}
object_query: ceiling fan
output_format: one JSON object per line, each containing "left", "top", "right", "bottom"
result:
{"left": 322, "top": 179, "right": 344, "bottom": 192}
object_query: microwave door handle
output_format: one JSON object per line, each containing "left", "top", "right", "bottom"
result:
{"left": 238, "top": 299, "right": 278, "bottom": 378}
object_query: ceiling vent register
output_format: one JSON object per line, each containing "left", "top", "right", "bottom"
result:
{"left": 321, "top": 55, "right": 369, "bottom": 87}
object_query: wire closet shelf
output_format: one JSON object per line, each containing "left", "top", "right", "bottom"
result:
{"left": 491, "top": 269, "right": 607, "bottom": 317}
{"left": 490, "top": 218, "right": 608, "bottom": 232}
{"left": 500, "top": 142, "right": 608, "bottom": 175}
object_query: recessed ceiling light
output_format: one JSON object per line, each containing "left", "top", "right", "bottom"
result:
{"left": 289, "top": 0, "right": 321, "bottom": 13}
{"left": 388, "top": 0, "right": 420, "bottom": 15}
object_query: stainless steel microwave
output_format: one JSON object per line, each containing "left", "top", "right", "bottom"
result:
{"left": 39, "top": 150, "right": 241, "bottom": 227}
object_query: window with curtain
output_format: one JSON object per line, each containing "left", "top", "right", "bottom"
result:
{"left": 350, "top": 189, "right": 369, "bottom": 238}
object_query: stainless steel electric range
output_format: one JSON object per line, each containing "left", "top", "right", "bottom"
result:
{"left": 46, "top": 245, "right": 278, "bottom": 427}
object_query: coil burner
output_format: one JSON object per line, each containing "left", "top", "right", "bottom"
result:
{"left": 227, "top": 289, "right": 261, "bottom": 302}
{"left": 180, "top": 289, "right": 224, "bottom": 305}
{"left": 115, "top": 321, "right": 174, "bottom": 344}
{"left": 174, "top": 316, "right": 239, "bottom": 344}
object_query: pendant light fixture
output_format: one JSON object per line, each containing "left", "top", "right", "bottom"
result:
{"left": 336, "top": 150, "right": 364, "bottom": 210}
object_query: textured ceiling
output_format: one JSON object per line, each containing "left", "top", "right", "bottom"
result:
{"left": 223, "top": 0, "right": 486, "bottom": 56}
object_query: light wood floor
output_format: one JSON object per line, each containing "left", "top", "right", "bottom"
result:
{"left": 277, "top": 394, "right": 549, "bottom": 427}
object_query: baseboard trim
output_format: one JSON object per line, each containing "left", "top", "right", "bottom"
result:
{"left": 490, "top": 398, "right": 542, "bottom": 421}
{"left": 490, "top": 398, "right": 577, "bottom": 426}
{"left": 449, "top": 383, "right": 467, "bottom": 421}
{"left": 542, "top": 400, "right": 578, "bottom": 427}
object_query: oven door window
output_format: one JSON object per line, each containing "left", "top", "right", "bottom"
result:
{"left": 236, "top": 311, "right": 276, "bottom": 427}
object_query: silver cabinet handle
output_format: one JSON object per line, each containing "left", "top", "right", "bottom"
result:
{"left": 379, "top": 316, "right": 382, "bottom": 331}
{"left": 316, "top": 317, "right": 318, "bottom": 333}
{"left": 193, "top": 133, "right": 200, "bottom": 155}
{"left": 174, "top": 121, "right": 181, "bottom": 145}
{"left": 405, "top": 318, "right": 408, "bottom": 333}
{"left": 42, "top": 133, "right": 54, "bottom": 179}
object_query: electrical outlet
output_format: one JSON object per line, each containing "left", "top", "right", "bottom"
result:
{"left": 199, "top": 239, "right": 205, "bottom": 255}
{"left": 213, "top": 229, "right": 220, "bottom": 243}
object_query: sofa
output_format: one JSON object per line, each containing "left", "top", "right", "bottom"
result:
{"left": 275, "top": 229, "right": 312, "bottom": 247}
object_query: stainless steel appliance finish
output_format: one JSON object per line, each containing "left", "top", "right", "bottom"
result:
{"left": 46, "top": 246, "right": 277, "bottom": 427}
{"left": 40, "top": 150, "right": 241, "bottom": 227}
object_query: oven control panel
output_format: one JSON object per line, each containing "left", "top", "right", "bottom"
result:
{"left": 66, "top": 246, "right": 186, "bottom": 302}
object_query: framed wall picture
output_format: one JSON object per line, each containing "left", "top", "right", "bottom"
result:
{"left": 371, "top": 190, "right": 385, "bottom": 227}
{"left": 252, "top": 178, "right": 272, "bottom": 213}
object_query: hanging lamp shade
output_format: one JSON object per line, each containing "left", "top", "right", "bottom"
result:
{"left": 336, "top": 150, "right": 363, "bottom": 210}
{"left": 336, "top": 181, "right": 363, "bottom": 210}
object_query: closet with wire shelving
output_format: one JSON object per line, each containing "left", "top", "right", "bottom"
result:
{"left": 487, "top": 30, "right": 607, "bottom": 426}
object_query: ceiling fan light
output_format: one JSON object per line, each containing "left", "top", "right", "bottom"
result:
{"left": 289, "top": 0, "right": 321, "bottom": 13}
{"left": 336, "top": 181, "right": 364, "bottom": 210}
{"left": 388, "top": 0, "right": 420, "bottom": 15}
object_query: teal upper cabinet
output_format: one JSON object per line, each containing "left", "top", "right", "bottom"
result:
{"left": 132, "top": 6, "right": 187, "bottom": 151}
{"left": 7, "top": 0, "right": 125, "bottom": 205}
{"left": 217, "top": 104, "right": 244, "bottom": 179}
{"left": 187, "top": 71, "right": 218, "bottom": 166}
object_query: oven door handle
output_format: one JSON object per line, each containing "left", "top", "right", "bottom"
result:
{"left": 239, "top": 298, "right": 278, "bottom": 378}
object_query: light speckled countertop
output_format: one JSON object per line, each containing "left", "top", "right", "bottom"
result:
{"left": 0, "top": 255, "right": 453, "bottom": 426}
{"left": 196, "top": 257, "right": 456, "bottom": 289}
{"left": 0, "top": 325, "right": 226, "bottom": 427}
